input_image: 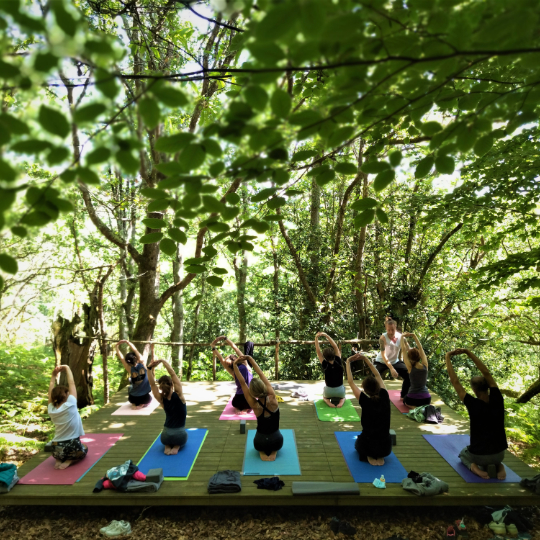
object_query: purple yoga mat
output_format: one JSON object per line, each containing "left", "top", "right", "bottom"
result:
{"left": 423, "top": 434, "right": 521, "bottom": 483}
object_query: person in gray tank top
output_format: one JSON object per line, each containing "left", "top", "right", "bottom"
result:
{"left": 401, "top": 332, "right": 431, "bottom": 408}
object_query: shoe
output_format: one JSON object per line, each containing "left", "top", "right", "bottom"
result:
{"left": 446, "top": 525, "right": 456, "bottom": 538}
{"left": 339, "top": 520, "right": 356, "bottom": 536}
{"left": 506, "top": 523, "right": 519, "bottom": 537}
{"left": 100, "top": 520, "right": 131, "bottom": 537}
{"left": 329, "top": 517, "right": 340, "bottom": 534}
{"left": 488, "top": 522, "right": 506, "bottom": 536}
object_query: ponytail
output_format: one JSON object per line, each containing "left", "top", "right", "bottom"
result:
{"left": 51, "top": 386, "right": 69, "bottom": 408}
{"left": 158, "top": 375, "right": 173, "bottom": 397}
{"left": 361, "top": 376, "right": 381, "bottom": 401}
{"left": 249, "top": 378, "right": 268, "bottom": 399}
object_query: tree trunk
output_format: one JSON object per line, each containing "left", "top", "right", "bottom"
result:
{"left": 234, "top": 251, "right": 248, "bottom": 343}
{"left": 171, "top": 243, "right": 184, "bottom": 376}
{"left": 186, "top": 276, "right": 207, "bottom": 381}
{"left": 271, "top": 235, "right": 280, "bottom": 379}
{"left": 516, "top": 367, "right": 540, "bottom": 403}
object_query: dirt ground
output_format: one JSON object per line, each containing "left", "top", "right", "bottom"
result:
{"left": 0, "top": 504, "right": 538, "bottom": 540}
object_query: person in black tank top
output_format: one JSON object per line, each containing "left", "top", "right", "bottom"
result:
{"left": 346, "top": 353, "right": 392, "bottom": 466}
{"left": 315, "top": 332, "right": 346, "bottom": 408}
{"left": 233, "top": 355, "right": 283, "bottom": 461}
{"left": 148, "top": 346, "right": 188, "bottom": 456}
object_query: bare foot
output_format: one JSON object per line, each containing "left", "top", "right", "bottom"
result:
{"left": 471, "top": 463, "right": 490, "bottom": 479}
{"left": 54, "top": 459, "right": 62, "bottom": 470}
{"left": 367, "top": 456, "right": 378, "bottom": 466}
{"left": 336, "top": 399, "right": 345, "bottom": 408}
{"left": 169, "top": 445, "right": 181, "bottom": 455}
{"left": 135, "top": 404, "right": 145, "bottom": 410}
{"left": 497, "top": 463, "right": 506, "bottom": 480}
{"left": 260, "top": 451, "right": 271, "bottom": 461}
{"left": 130, "top": 404, "right": 138, "bottom": 410}
{"left": 263, "top": 451, "right": 277, "bottom": 462}
{"left": 323, "top": 398, "right": 336, "bottom": 408}
{"left": 58, "top": 460, "right": 73, "bottom": 470}
{"left": 377, "top": 458, "right": 385, "bottom": 466}
{"left": 164, "top": 446, "right": 172, "bottom": 455}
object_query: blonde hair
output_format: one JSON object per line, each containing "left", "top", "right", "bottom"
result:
{"left": 249, "top": 378, "right": 268, "bottom": 399}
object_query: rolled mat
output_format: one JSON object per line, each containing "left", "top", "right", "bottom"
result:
{"left": 422, "top": 434, "right": 521, "bottom": 483}
{"left": 111, "top": 396, "right": 161, "bottom": 416}
{"left": 243, "top": 429, "right": 301, "bottom": 476}
{"left": 334, "top": 431, "right": 407, "bottom": 483}
{"left": 387, "top": 390, "right": 410, "bottom": 414}
{"left": 137, "top": 428, "right": 207, "bottom": 480}
{"left": 292, "top": 482, "right": 359, "bottom": 495}
{"left": 315, "top": 399, "right": 360, "bottom": 422}
{"left": 18, "top": 433, "right": 123, "bottom": 485}
{"left": 219, "top": 397, "right": 257, "bottom": 421}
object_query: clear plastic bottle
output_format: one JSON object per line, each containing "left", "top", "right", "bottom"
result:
{"left": 380, "top": 474, "right": 386, "bottom": 485}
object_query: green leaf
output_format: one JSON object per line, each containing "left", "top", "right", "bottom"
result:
{"left": 116, "top": 150, "right": 140, "bottom": 174}
{"left": 212, "top": 267, "right": 228, "bottom": 275}
{"left": 244, "top": 85, "right": 269, "bottom": 111}
{"left": 11, "top": 226, "right": 27, "bottom": 238}
{"left": 142, "top": 218, "right": 166, "bottom": 229}
{"left": 0, "top": 59, "right": 20, "bottom": 79}
{"left": 256, "top": 4, "right": 296, "bottom": 41}
{"left": 151, "top": 85, "right": 188, "bottom": 107}
{"left": 225, "top": 193, "right": 240, "bottom": 205}
{"left": 179, "top": 144, "right": 206, "bottom": 171}
{"left": 315, "top": 169, "right": 336, "bottom": 187}
{"left": 252, "top": 188, "right": 278, "bottom": 203}
{"left": 376, "top": 208, "right": 389, "bottom": 224}
{"left": 474, "top": 134, "right": 494, "bottom": 156}
{"left": 207, "top": 275, "right": 224, "bottom": 287}
{"left": 267, "top": 196, "right": 286, "bottom": 210}
{"left": 415, "top": 156, "right": 434, "bottom": 179}
{"left": 240, "top": 219, "right": 270, "bottom": 234}
{"left": 270, "top": 89, "right": 292, "bottom": 118}
{"left": 0, "top": 113, "right": 29, "bottom": 135}
{"left": 268, "top": 148, "right": 288, "bottom": 161}
{"left": 11, "top": 139, "right": 52, "bottom": 154}
{"left": 0, "top": 253, "right": 18, "bottom": 274}
{"left": 85, "top": 147, "right": 111, "bottom": 165}
{"left": 159, "top": 238, "right": 177, "bottom": 256}
{"left": 373, "top": 170, "right": 395, "bottom": 192}
{"left": 435, "top": 155, "right": 455, "bottom": 175}
{"left": 168, "top": 228, "right": 187, "bottom": 244}
{"left": 285, "top": 189, "right": 303, "bottom": 196}
{"left": 185, "top": 265, "right": 206, "bottom": 274}
{"left": 361, "top": 160, "right": 390, "bottom": 174}
{"left": 202, "top": 195, "right": 224, "bottom": 213}
{"left": 207, "top": 221, "right": 230, "bottom": 233}
{"left": 273, "top": 169, "right": 289, "bottom": 186}
{"left": 173, "top": 217, "right": 189, "bottom": 229}
{"left": 292, "top": 150, "right": 317, "bottom": 162}
{"left": 220, "top": 206, "right": 240, "bottom": 221}
{"left": 419, "top": 121, "right": 443, "bottom": 136}
{"left": 209, "top": 162, "right": 225, "bottom": 177}
{"left": 138, "top": 97, "right": 161, "bottom": 129}
{"left": 147, "top": 199, "right": 170, "bottom": 212}
{"left": 456, "top": 129, "right": 477, "bottom": 152}
{"left": 60, "top": 170, "right": 77, "bottom": 183}
{"left": 38, "top": 106, "right": 70, "bottom": 138}
{"left": 335, "top": 162, "right": 357, "bottom": 175}
{"left": 47, "top": 146, "right": 70, "bottom": 165}
{"left": 21, "top": 211, "right": 51, "bottom": 226}
{"left": 0, "top": 159, "right": 17, "bottom": 182}
{"left": 201, "top": 138, "right": 222, "bottom": 157}
{"left": 248, "top": 42, "right": 285, "bottom": 64}
{"left": 95, "top": 69, "right": 119, "bottom": 99}
{"left": 34, "top": 52, "right": 59, "bottom": 73}
{"left": 77, "top": 167, "right": 100, "bottom": 185}
{"left": 389, "top": 151, "right": 402, "bottom": 167}
{"left": 263, "top": 214, "right": 283, "bottom": 221}
{"left": 141, "top": 188, "right": 168, "bottom": 199}
{"left": 139, "top": 232, "right": 163, "bottom": 244}
{"left": 350, "top": 197, "right": 378, "bottom": 211}
{"left": 51, "top": 1, "right": 78, "bottom": 36}
{"left": 225, "top": 241, "right": 242, "bottom": 254}
{"left": 74, "top": 103, "right": 107, "bottom": 124}
{"left": 354, "top": 210, "right": 376, "bottom": 228}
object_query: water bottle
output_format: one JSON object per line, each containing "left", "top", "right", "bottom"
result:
{"left": 380, "top": 474, "right": 385, "bottom": 485}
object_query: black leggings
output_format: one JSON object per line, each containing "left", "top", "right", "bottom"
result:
{"left": 128, "top": 392, "right": 152, "bottom": 406}
{"left": 355, "top": 432, "right": 392, "bottom": 461}
{"left": 232, "top": 393, "right": 251, "bottom": 411}
{"left": 375, "top": 361, "right": 410, "bottom": 398}
{"left": 253, "top": 430, "right": 284, "bottom": 456}
{"left": 403, "top": 395, "right": 431, "bottom": 407}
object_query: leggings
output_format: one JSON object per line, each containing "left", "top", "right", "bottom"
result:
{"left": 323, "top": 385, "right": 346, "bottom": 399}
{"left": 52, "top": 437, "right": 88, "bottom": 463}
{"left": 253, "top": 430, "right": 284, "bottom": 456}
{"left": 232, "top": 393, "right": 251, "bottom": 411}
{"left": 128, "top": 392, "right": 152, "bottom": 406}
{"left": 459, "top": 446, "right": 505, "bottom": 470}
{"left": 404, "top": 395, "right": 431, "bottom": 407}
{"left": 161, "top": 427, "right": 188, "bottom": 448}
{"left": 355, "top": 432, "right": 392, "bottom": 461}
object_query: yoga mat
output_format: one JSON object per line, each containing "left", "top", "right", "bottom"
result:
{"left": 388, "top": 390, "right": 409, "bottom": 413}
{"left": 292, "top": 482, "right": 359, "bottom": 495}
{"left": 219, "top": 397, "right": 256, "bottom": 421}
{"left": 423, "top": 434, "right": 521, "bottom": 483}
{"left": 111, "top": 395, "right": 161, "bottom": 416}
{"left": 315, "top": 399, "right": 360, "bottom": 422}
{"left": 137, "top": 428, "right": 207, "bottom": 480}
{"left": 334, "top": 431, "right": 407, "bottom": 483}
{"left": 243, "top": 429, "right": 301, "bottom": 476}
{"left": 18, "top": 433, "right": 123, "bottom": 485}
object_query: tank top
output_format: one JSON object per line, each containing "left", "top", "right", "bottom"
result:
{"left": 408, "top": 364, "right": 429, "bottom": 395}
{"left": 163, "top": 391, "right": 187, "bottom": 429}
{"left": 375, "top": 332, "right": 402, "bottom": 364}
{"left": 129, "top": 363, "right": 152, "bottom": 396}
{"left": 234, "top": 363, "right": 252, "bottom": 395}
{"left": 256, "top": 396, "right": 280, "bottom": 435}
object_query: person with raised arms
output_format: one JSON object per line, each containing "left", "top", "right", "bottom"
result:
{"left": 315, "top": 332, "right": 345, "bottom": 408}
{"left": 48, "top": 365, "right": 88, "bottom": 470}
{"left": 345, "top": 353, "right": 392, "bottom": 466}
{"left": 147, "top": 345, "right": 188, "bottom": 456}
{"left": 233, "top": 355, "right": 283, "bottom": 462}
{"left": 400, "top": 332, "right": 431, "bottom": 409}
{"left": 445, "top": 348, "right": 508, "bottom": 480}
{"left": 211, "top": 335, "right": 253, "bottom": 414}
{"left": 115, "top": 339, "right": 152, "bottom": 410}
{"left": 375, "top": 317, "right": 410, "bottom": 399}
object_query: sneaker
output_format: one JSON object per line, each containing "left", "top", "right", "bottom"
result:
{"left": 506, "top": 523, "right": 519, "bottom": 537}
{"left": 100, "top": 520, "right": 131, "bottom": 537}
{"left": 489, "top": 522, "right": 506, "bottom": 536}
{"left": 447, "top": 525, "right": 456, "bottom": 538}
{"left": 339, "top": 520, "right": 356, "bottom": 536}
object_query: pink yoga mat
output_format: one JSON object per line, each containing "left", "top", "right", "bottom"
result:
{"left": 219, "top": 397, "right": 256, "bottom": 421}
{"left": 111, "top": 395, "right": 161, "bottom": 415}
{"left": 18, "top": 433, "right": 123, "bottom": 485}
{"left": 388, "top": 390, "right": 409, "bottom": 413}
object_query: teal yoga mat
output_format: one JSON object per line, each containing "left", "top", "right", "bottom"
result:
{"left": 242, "top": 429, "right": 301, "bottom": 476}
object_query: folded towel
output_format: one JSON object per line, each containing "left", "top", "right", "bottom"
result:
{"left": 208, "top": 470, "right": 242, "bottom": 494}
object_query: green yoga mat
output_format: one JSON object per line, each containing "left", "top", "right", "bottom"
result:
{"left": 315, "top": 399, "right": 360, "bottom": 422}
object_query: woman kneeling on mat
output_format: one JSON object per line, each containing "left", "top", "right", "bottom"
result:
{"left": 346, "top": 353, "right": 392, "bottom": 466}
{"left": 233, "top": 355, "right": 283, "bottom": 462}
{"left": 211, "top": 335, "right": 252, "bottom": 414}
{"left": 315, "top": 332, "right": 345, "bottom": 408}
{"left": 115, "top": 339, "right": 152, "bottom": 410}
{"left": 401, "top": 332, "right": 431, "bottom": 409}
{"left": 148, "top": 349, "right": 187, "bottom": 456}
{"left": 48, "top": 365, "right": 88, "bottom": 469}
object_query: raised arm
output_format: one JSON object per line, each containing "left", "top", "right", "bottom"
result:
{"left": 314, "top": 332, "right": 325, "bottom": 363}
{"left": 323, "top": 333, "right": 340, "bottom": 357}
{"left": 59, "top": 365, "right": 77, "bottom": 398}
{"left": 48, "top": 367, "right": 60, "bottom": 404}
{"left": 115, "top": 340, "right": 131, "bottom": 374}
{"left": 445, "top": 351, "right": 467, "bottom": 401}
{"left": 461, "top": 348, "right": 497, "bottom": 388}
{"left": 380, "top": 336, "right": 399, "bottom": 379}
{"left": 364, "top": 355, "right": 386, "bottom": 390}
{"left": 213, "top": 347, "right": 234, "bottom": 378}
{"left": 160, "top": 360, "right": 184, "bottom": 399}
{"left": 345, "top": 354, "right": 362, "bottom": 400}
{"left": 241, "top": 355, "right": 275, "bottom": 397}
{"left": 147, "top": 360, "right": 163, "bottom": 404}
{"left": 224, "top": 337, "right": 243, "bottom": 357}
{"left": 410, "top": 333, "right": 428, "bottom": 367}
{"left": 126, "top": 340, "right": 144, "bottom": 365}
{"left": 232, "top": 359, "right": 259, "bottom": 409}
{"left": 401, "top": 336, "right": 412, "bottom": 372}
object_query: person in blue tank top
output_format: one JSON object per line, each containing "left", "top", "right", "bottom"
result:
{"left": 148, "top": 345, "right": 187, "bottom": 456}
{"left": 115, "top": 340, "right": 152, "bottom": 410}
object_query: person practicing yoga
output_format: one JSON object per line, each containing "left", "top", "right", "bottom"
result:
{"left": 401, "top": 332, "right": 431, "bottom": 409}
{"left": 445, "top": 348, "right": 508, "bottom": 480}
{"left": 48, "top": 365, "right": 88, "bottom": 470}
{"left": 233, "top": 355, "right": 283, "bottom": 462}
{"left": 148, "top": 348, "right": 188, "bottom": 456}
{"left": 346, "top": 353, "right": 392, "bottom": 465}
{"left": 375, "top": 317, "right": 410, "bottom": 399}
{"left": 315, "top": 332, "right": 345, "bottom": 408}
{"left": 115, "top": 339, "right": 152, "bottom": 410}
{"left": 211, "top": 335, "right": 253, "bottom": 414}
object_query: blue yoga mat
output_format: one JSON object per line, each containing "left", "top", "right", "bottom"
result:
{"left": 243, "top": 429, "right": 301, "bottom": 476}
{"left": 335, "top": 431, "right": 407, "bottom": 483}
{"left": 423, "top": 434, "right": 521, "bottom": 483}
{"left": 137, "top": 428, "right": 208, "bottom": 480}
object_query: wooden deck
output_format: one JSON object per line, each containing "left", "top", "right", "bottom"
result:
{"left": 3, "top": 380, "right": 538, "bottom": 506}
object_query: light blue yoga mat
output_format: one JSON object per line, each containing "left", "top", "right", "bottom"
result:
{"left": 423, "top": 434, "right": 521, "bottom": 483}
{"left": 335, "top": 431, "right": 407, "bottom": 483}
{"left": 243, "top": 429, "right": 301, "bottom": 476}
{"left": 137, "top": 428, "right": 208, "bottom": 480}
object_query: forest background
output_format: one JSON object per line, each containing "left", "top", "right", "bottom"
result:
{"left": 0, "top": 0, "right": 539, "bottom": 470}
